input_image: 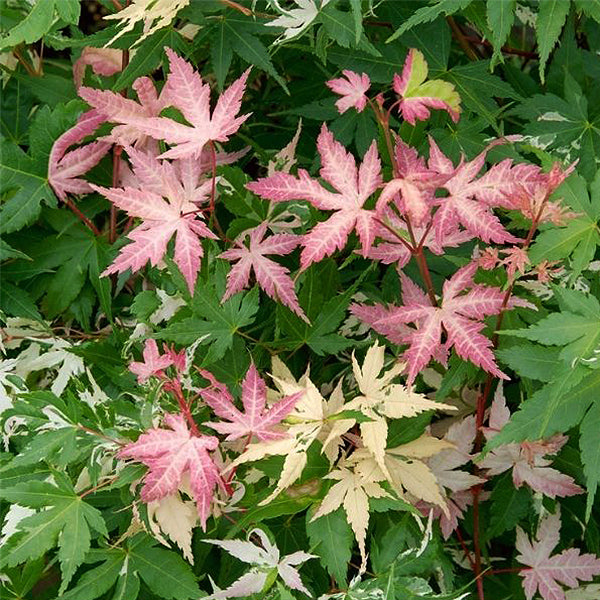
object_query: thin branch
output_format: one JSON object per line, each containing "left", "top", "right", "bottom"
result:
{"left": 64, "top": 196, "right": 101, "bottom": 236}
{"left": 447, "top": 16, "right": 480, "bottom": 61}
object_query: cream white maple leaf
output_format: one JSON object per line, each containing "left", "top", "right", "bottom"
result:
{"left": 343, "top": 342, "right": 455, "bottom": 478}
{"left": 225, "top": 360, "right": 354, "bottom": 504}
{"left": 219, "top": 223, "right": 308, "bottom": 322}
{"left": 93, "top": 145, "right": 216, "bottom": 293}
{"left": 48, "top": 109, "right": 111, "bottom": 202}
{"left": 266, "top": 0, "right": 333, "bottom": 42}
{"left": 119, "top": 413, "right": 222, "bottom": 529}
{"left": 121, "top": 48, "right": 251, "bottom": 159}
{"left": 247, "top": 123, "right": 382, "bottom": 268}
{"left": 516, "top": 510, "right": 600, "bottom": 600}
{"left": 198, "top": 364, "right": 301, "bottom": 442}
{"left": 311, "top": 456, "right": 390, "bottom": 568}
{"left": 480, "top": 385, "right": 583, "bottom": 498}
{"left": 353, "top": 435, "right": 451, "bottom": 512}
{"left": 203, "top": 528, "right": 315, "bottom": 598}
{"left": 147, "top": 490, "right": 197, "bottom": 563}
{"left": 103, "top": 0, "right": 190, "bottom": 46}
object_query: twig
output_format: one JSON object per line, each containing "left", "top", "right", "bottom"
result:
{"left": 64, "top": 196, "right": 101, "bottom": 236}
{"left": 447, "top": 16, "right": 479, "bottom": 61}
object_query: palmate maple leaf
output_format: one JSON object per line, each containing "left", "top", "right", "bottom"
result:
{"left": 219, "top": 223, "right": 308, "bottom": 322}
{"left": 116, "top": 47, "right": 251, "bottom": 160}
{"left": 342, "top": 342, "right": 455, "bottom": 477}
{"left": 119, "top": 413, "right": 222, "bottom": 529}
{"left": 480, "top": 385, "right": 583, "bottom": 498}
{"left": 354, "top": 263, "right": 509, "bottom": 384}
{"left": 393, "top": 49, "right": 461, "bottom": 125}
{"left": 92, "top": 146, "right": 217, "bottom": 292}
{"left": 247, "top": 123, "right": 381, "bottom": 269}
{"left": 198, "top": 364, "right": 301, "bottom": 442}
{"left": 48, "top": 109, "right": 111, "bottom": 201}
{"left": 225, "top": 360, "right": 354, "bottom": 504}
{"left": 326, "top": 70, "right": 371, "bottom": 114}
{"left": 516, "top": 510, "right": 600, "bottom": 600}
{"left": 311, "top": 457, "right": 391, "bottom": 568}
{"left": 204, "top": 528, "right": 315, "bottom": 598}
{"left": 428, "top": 137, "right": 525, "bottom": 245}
{"left": 79, "top": 75, "right": 170, "bottom": 148}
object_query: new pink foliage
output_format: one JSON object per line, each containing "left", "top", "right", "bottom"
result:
{"left": 119, "top": 413, "right": 222, "bottom": 529}
{"left": 377, "top": 138, "right": 451, "bottom": 226}
{"left": 429, "top": 138, "right": 524, "bottom": 245}
{"left": 326, "top": 70, "right": 371, "bottom": 114}
{"left": 129, "top": 339, "right": 174, "bottom": 384}
{"left": 480, "top": 386, "right": 583, "bottom": 498}
{"left": 48, "top": 109, "right": 111, "bottom": 201}
{"left": 247, "top": 124, "right": 382, "bottom": 268}
{"left": 101, "top": 47, "right": 250, "bottom": 159}
{"left": 353, "top": 263, "right": 508, "bottom": 384}
{"left": 219, "top": 223, "right": 307, "bottom": 321}
{"left": 199, "top": 365, "right": 301, "bottom": 442}
{"left": 92, "top": 146, "right": 217, "bottom": 292}
{"left": 516, "top": 511, "right": 600, "bottom": 600}
{"left": 393, "top": 48, "right": 460, "bottom": 125}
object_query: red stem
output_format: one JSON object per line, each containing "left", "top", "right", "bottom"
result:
{"left": 165, "top": 378, "right": 200, "bottom": 436}
{"left": 64, "top": 196, "right": 101, "bottom": 236}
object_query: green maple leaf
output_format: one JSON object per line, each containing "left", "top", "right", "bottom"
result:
{"left": 0, "top": 101, "right": 86, "bottom": 234}
{"left": 0, "top": 479, "right": 107, "bottom": 593}
{"left": 501, "top": 287, "right": 600, "bottom": 365}
{"left": 514, "top": 76, "right": 600, "bottom": 181}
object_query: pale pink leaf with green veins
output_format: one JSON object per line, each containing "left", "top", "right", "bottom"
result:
{"left": 354, "top": 262, "right": 508, "bottom": 384}
{"left": 129, "top": 339, "right": 174, "bottom": 384}
{"left": 79, "top": 75, "right": 170, "bottom": 147}
{"left": 219, "top": 223, "right": 307, "bottom": 321}
{"left": 247, "top": 123, "right": 381, "bottom": 268}
{"left": 393, "top": 49, "right": 461, "bottom": 125}
{"left": 480, "top": 385, "right": 583, "bottom": 498}
{"left": 117, "top": 48, "right": 251, "bottom": 159}
{"left": 516, "top": 511, "right": 600, "bottom": 600}
{"left": 93, "top": 146, "right": 217, "bottom": 292}
{"left": 326, "top": 70, "right": 370, "bottom": 114}
{"left": 119, "top": 413, "right": 222, "bottom": 529}
{"left": 198, "top": 365, "right": 301, "bottom": 442}
{"left": 48, "top": 109, "right": 111, "bottom": 201}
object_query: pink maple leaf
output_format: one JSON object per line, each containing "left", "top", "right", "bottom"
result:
{"left": 199, "top": 365, "right": 301, "bottom": 442}
{"left": 516, "top": 510, "right": 600, "bottom": 600}
{"left": 129, "top": 339, "right": 174, "bottom": 384}
{"left": 119, "top": 413, "right": 222, "bottom": 529}
{"left": 354, "top": 263, "right": 508, "bottom": 384}
{"left": 376, "top": 137, "right": 450, "bottom": 226}
{"left": 247, "top": 123, "right": 382, "bottom": 268}
{"left": 110, "top": 47, "right": 251, "bottom": 159}
{"left": 429, "top": 138, "right": 524, "bottom": 245}
{"left": 219, "top": 223, "right": 307, "bottom": 321}
{"left": 92, "top": 146, "right": 217, "bottom": 293}
{"left": 326, "top": 70, "right": 371, "bottom": 114}
{"left": 393, "top": 49, "right": 461, "bottom": 125}
{"left": 480, "top": 386, "right": 583, "bottom": 498}
{"left": 73, "top": 47, "right": 122, "bottom": 89}
{"left": 79, "top": 73, "right": 170, "bottom": 148}
{"left": 48, "top": 109, "right": 111, "bottom": 201}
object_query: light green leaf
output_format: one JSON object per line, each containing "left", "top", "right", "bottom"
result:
{"left": 536, "top": 0, "right": 571, "bottom": 82}
{"left": 496, "top": 343, "right": 562, "bottom": 382}
{"left": 210, "top": 21, "right": 233, "bottom": 90}
{"left": 0, "top": 280, "right": 41, "bottom": 321}
{"left": 483, "top": 366, "right": 598, "bottom": 450}
{"left": 0, "top": 0, "right": 55, "bottom": 50}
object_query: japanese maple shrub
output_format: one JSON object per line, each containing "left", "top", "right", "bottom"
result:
{"left": 1, "top": 2, "right": 600, "bottom": 600}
